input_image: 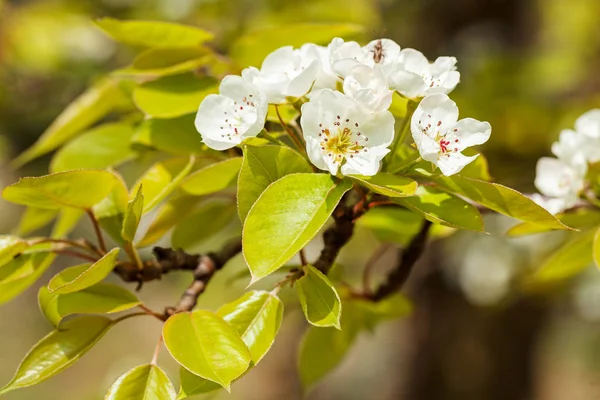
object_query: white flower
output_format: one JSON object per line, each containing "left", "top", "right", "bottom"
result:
{"left": 575, "top": 109, "right": 600, "bottom": 138}
{"left": 195, "top": 70, "right": 268, "bottom": 150}
{"left": 533, "top": 156, "right": 586, "bottom": 213}
{"left": 330, "top": 37, "right": 401, "bottom": 80}
{"left": 249, "top": 46, "right": 319, "bottom": 103}
{"left": 301, "top": 43, "right": 339, "bottom": 90}
{"left": 388, "top": 49, "right": 460, "bottom": 98}
{"left": 552, "top": 129, "right": 600, "bottom": 165}
{"left": 300, "top": 89, "right": 395, "bottom": 176}
{"left": 343, "top": 64, "right": 393, "bottom": 114}
{"left": 530, "top": 193, "right": 573, "bottom": 215}
{"left": 411, "top": 94, "right": 491, "bottom": 176}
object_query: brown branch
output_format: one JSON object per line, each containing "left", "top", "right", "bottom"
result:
{"left": 86, "top": 210, "right": 107, "bottom": 253}
{"left": 368, "top": 220, "right": 432, "bottom": 301}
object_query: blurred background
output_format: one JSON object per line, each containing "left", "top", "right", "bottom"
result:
{"left": 1, "top": 0, "right": 600, "bottom": 399}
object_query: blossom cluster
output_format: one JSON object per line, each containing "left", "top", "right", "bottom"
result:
{"left": 532, "top": 110, "right": 600, "bottom": 214}
{"left": 195, "top": 37, "right": 492, "bottom": 176}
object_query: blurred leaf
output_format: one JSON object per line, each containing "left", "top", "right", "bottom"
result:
{"left": 350, "top": 174, "right": 418, "bottom": 197}
{"left": 47, "top": 248, "right": 120, "bottom": 294}
{"left": 16, "top": 207, "right": 59, "bottom": 236}
{"left": 93, "top": 172, "right": 129, "bottom": 244}
{"left": 230, "top": 23, "right": 365, "bottom": 67}
{"left": 178, "top": 368, "right": 221, "bottom": 399}
{"left": 94, "top": 18, "right": 214, "bottom": 48}
{"left": 12, "top": 78, "right": 128, "bottom": 167}
{"left": 357, "top": 207, "right": 423, "bottom": 245}
{"left": 51, "top": 208, "right": 83, "bottom": 239}
{"left": 133, "top": 74, "right": 217, "bottom": 118}
{"left": 0, "top": 236, "right": 28, "bottom": 267}
{"left": 458, "top": 154, "right": 492, "bottom": 181}
{"left": 266, "top": 104, "right": 299, "bottom": 124}
{"left": 162, "top": 310, "right": 251, "bottom": 391}
{"left": 38, "top": 283, "right": 140, "bottom": 327}
{"left": 243, "top": 174, "right": 352, "bottom": 282}
{"left": 3, "top": 170, "right": 118, "bottom": 210}
{"left": 171, "top": 201, "right": 236, "bottom": 249}
{"left": 115, "top": 47, "right": 212, "bottom": 78}
{"left": 181, "top": 157, "right": 242, "bottom": 196}
{"left": 133, "top": 156, "right": 195, "bottom": 213}
{"left": 296, "top": 265, "right": 342, "bottom": 329}
{"left": 0, "top": 253, "right": 55, "bottom": 306}
{"left": 0, "top": 316, "right": 113, "bottom": 395}
{"left": 508, "top": 208, "right": 600, "bottom": 236}
{"left": 531, "top": 229, "right": 595, "bottom": 283}
{"left": 133, "top": 115, "right": 206, "bottom": 155}
{"left": 122, "top": 186, "right": 144, "bottom": 242}
{"left": 138, "top": 195, "right": 201, "bottom": 248}
{"left": 395, "top": 186, "right": 484, "bottom": 231}
{"left": 105, "top": 364, "right": 176, "bottom": 400}
{"left": 50, "top": 123, "right": 137, "bottom": 172}
{"left": 217, "top": 290, "right": 284, "bottom": 363}
{"left": 594, "top": 228, "right": 600, "bottom": 270}
{"left": 238, "top": 145, "right": 312, "bottom": 221}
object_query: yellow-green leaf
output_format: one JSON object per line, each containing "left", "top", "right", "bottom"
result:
{"left": 51, "top": 208, "right": 84, "bottom": 239}
{"left": 122, "top": 185, "right": 144, "bottom": 242}
{"left": 3, "top": 170, "right": 118, "bottom": 210}
{"left": 115, "top": 47, "right": 212, "bottom": 78}
{"left": 296, "top": 265, "right": 342, "bottom": 329}
{"left": 357, "top": 207, "right": 423, "bottom": 245}
{"left": 0, "top": 236, "right": 28, "bottom": 267}
{"left": 16, "top": 207, "right": 59, "bottom": 236}
{"left": 177, "top": 368, "right": 221, "bottom": 399}
{"left": 0, "top": 316, "right": 113, "bottom": 395}
{"left": 105, "top": 364, "right": 176, "bottom": 400}
{"left": 508, "top": 208, "right": 600, "bottom": 236}
{"left": 47, "top": 248, "right": 120, "bottom": 294}
{"left": 171, "top": 201, "right": 236, "bottom": 250}
{"left": 93, "top": 172, "right": 129, "bottom": 244}
{"left": 349, "top": 173, "right": 418, "bottom": 197}
{"left": 0, "top": 253, "right": 55, "bottom": 306}
{"left": 162, "top": 310, "right": 251, "bottom": 391}
{"left": 133, "top": 115, "right": 206, "bottom": 155}
{"left": 181, "top": 157, "right": 242, "bottom": 196}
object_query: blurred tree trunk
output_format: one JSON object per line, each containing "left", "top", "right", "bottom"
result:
{"left": 404, "top": 267, "right": 548, "bottom": 400}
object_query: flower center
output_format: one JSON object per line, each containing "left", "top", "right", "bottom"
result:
{"left": 219, "top": 95, "right": 256, "bottom": 140}
{"left": 418, "top": 117, "right": 461, "bottom": 158}
{"left": 318, "top": 116, "right": 368, "bottom": 163}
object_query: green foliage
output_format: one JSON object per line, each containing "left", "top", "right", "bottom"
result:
{"left": 350, "top": 173, "right": 418, "bottom": 197}
{"left": 115, "top": 47, "right": 212, "bottom": 78}
{"left": 181, "top": 157, "right": 242, "bottom": 196}
{"left": 122, "top": 185, "right": 144, "bottom": 242}
{"left": 138, "top": 194, "right": 200, "bottom": 247}
{"left": 357, "top": 207, "right": 423, "bottom": 245}
{"left": 243, "top": 173, "right": 352, "bottom": 282}
{"left": 0, "top": 236, "right": 28, "bottom": 266}
{"left": 93, "top": 172, "right": 130, "bottom": 244}
{"left": 0, "top": 253, "right": 56, "bottom": 306}
{"left": 105, "top": 364, "right": 176, "bottom": 400}
{"left": 134, "top": 115, "right": 206, "bottom": 155}
{"left": 296, "top": 265, "right": 342, "bottom": 328}
{"left": 178, "top": 368, "right": 221, "bottom": 399}
{"left": 171, "top": 200, "right": 236, "bottom": 249}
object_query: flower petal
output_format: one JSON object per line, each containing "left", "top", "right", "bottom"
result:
{"left": 436, "top": 152, "right": 478, "bottom": 176}
{"left": 451, "top": 118, "right": 491, "bottom": 149}
{"left": 341, "top": 146, "right": 390, "bottom": 176}
{"left": 575, "top": 109, "right": 600, "bottom": 138}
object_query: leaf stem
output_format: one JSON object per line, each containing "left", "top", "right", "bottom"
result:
{"left": 125, "top": 242, "right": 144, "bottom": 271}
{"left": 151, "top": 335, "right": 163, "bottom": 365}
{"left": 299, "top": 249, "right": 308, "bottom": 266}
{"left": 259, "top": 130, "right": 287, "bottom": 146}
{"left": 275, "top": 105, "right": 305, "bottom": 154}
{"left": 385, "top": 99, "right": 419, "bottom": 171}
{"left": 113, "top": 311, "right": 153, "bottom": 324}
{"left": 86, "top": 210, "right": 107, "bottom": 253}
{"left": 54, "top": 249, "right": 99, "bottom": 262}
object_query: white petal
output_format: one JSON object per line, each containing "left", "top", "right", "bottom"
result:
{"left": 261, "top": 46, "right": 296, "bottom": 73}
{"left": 529, "top": 194, "right": 568, "bottom": 215}
{"left": 436, "top": 152, "right": 478, "bottom": 176}
{"left": 412, "top": 131, "right": 440, "bottom": 160}
{"left": 388, "top": 69, "right": 427, "bottom": 98}
{"left": 365, "top": 38, "right": 401, "bottom": 64}
{"left": 534, "top": 157, "right": 585, "bottom": 198}
{"left": 195, "top": 94, "right": 239, "bottom": 150}
{"left": 287, "top": 59, "right": 319, "bottom": 98}
{"left": 305, "top": 136, "right": 329, "bottom": 172}
{"left": 343, "top": 64, "right": 393, "bottom": 113}
{"left": 355, "top": 109, "right": 395, "bottom": 148}
{"left": 398, "top": 48, "right": 429, "bottom": 73}
{"left": 411, "top": 94, "right": 459, "bottom": 139}
{"left": 451, "top": 118, "right": 492, "bottom": 149}
{"left": 341, "top": 146, "right": 390, "bottom": 176}
{"left": 575, "top": 109, "right": 600, "bottom": 138}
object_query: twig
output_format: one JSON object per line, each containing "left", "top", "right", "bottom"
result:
{"left": 362, "top": 243, "right": 392, "bottom": 294}
{"left": 385, "top": 99, "right": 419, "bottom": 170}
{"left": 86, "top": 210, "right": 107, "bottom": 253}
{"left": 138, "top": 304, "right": 166, "bottom": 321}
{"left": 275, "top": 105, "right": 305, "bottom": 153}
{"left": 113, "top": 311, "right": 154, "bottom": 324}
{"left": 54, "top": 249, "right": 99, "bottom": 263}
{"left": 151, "top": 335, "right": 163, "bottom": 365}
{"left": 299, "top": 249, "right": 308, "bottom": 266}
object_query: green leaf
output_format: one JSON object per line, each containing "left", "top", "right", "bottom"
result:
{"left": 531, "top": 229, "right": 595, "bottom": 283}
{"left": 133, "top": 156, "right": 195, "bottom": 213}
{"left": 296, "top": 265, "right": 342, "bottom": 329}
{"left": 138, "top": 195, "right": 201, "bottom": 248}
{"left": 178, "top": 368, "right": 221, "bottom": 399}
{"left": 50, "top": 123, "right": 137, "bottom": 173}
{"left": 356, "top": 207, "right": 423, "bottom": 245}
{"left": 0, "top": 236, "right": 28, "bottom": 267}
{"left": 181, "top": 158, "right": 242, "bottom": 196}
{"left": 243, "top": 173, "right": 352, "bottom": 282}
{"left": 0, "top": 253, "right": 55, "bottom": 306}
{"left": 0, "top": 315, "right": 113, "bottom": 395}
{"left": 115, "top": 47, "right": 212, "bottom": 78}
{"left": 237, "top": 145, "right": 312, "bottom": 221}
{"left": 3, "top": 170, "right": 118, "bottom": 210}
{"left": 47, "top": 248, "right": 120, "bottom": 294}
{"left": 349, "top": 173, "right": 418, "bottom": 197}
{"left": 12, "top": 78, "right": 129, "bottom": 167}
{"left": 171, "top": 201, "right": 236, "bottom": 249}
{"left": 122, "top": 185, "right": 144, "bottom": 242}
{"left": 217, "top": 290, "right": 284, "bottom": 363}
{"left": 395, "top": 186, "right": 484, "bottom": 231}
{"left": 133, "top": 74, "right": 217, "bottom": 118}
{"left": 16, "top": 207, "right": 59, "bottom": 236}
{"left": 133, "top": 115, "right": 206, "bottom": 155}
{"left": 162, "top": 310, "right": 251, "bottom": 391}
{"left": 105, "top": 364, "right": 176, "bottom": 400}
{"left": 508, "top": 208, "right": 600, "bottom": 236}
{"left": 458, "top": 154, "right": 492, "bottom": 181}
{"left": 51, "top": 208, "right": 84, "bottom": 238}
{"left": 95, "top": 18, "right": 214, "bottom": 48}
{"left": 93, "top": 172, "right": 129, "bottom": 244}
{"left": 230, "top": 23, "right": 365, "bottom": 67}
{"left": 429, "top": 173, "right": 569, "bottom": 230}
{"left": 594, "top": 228, "right": 600, "bottom": 270}
{"left": 38, "top": 283, "right": 140, "bottom": 327}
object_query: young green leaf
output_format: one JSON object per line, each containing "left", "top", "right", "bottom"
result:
{"left": 93, "top": 172, "right": 129, "bottom": 244}
{"left": 38, "top": 283, "right": 140, "bottom": 327}
{"left": 349, "top": 173, "right": 418, "bottom": 197}
{"left": 507, "top": 208, "right": 600, "bottom": 236}
{"left": 594, "top": 228, "right": 600, "bottom": 270}
{"left": 94, "top": 18, "right": 214, "bottom": 48}
{"left": 105, "top": 364, "right": 176, "bottom": 400}
{"left": 356, "top": 207, "right": 424, "bottom": 245}
{"left": 51, "top": 208, "right": 83, "bottom": 238}
{"left": 0, "top": 315, "right": 113, "bottom": 395}
{"left": 3, "top": 170, "right": 118, "bottom": 210}
{"left": 12, "top": 78, "right": 128, "bottom": 168}
{"left": 115, "top": 47, "right": 212, "bottom": 78}
{"left": 137, "top": 195, "right": 201, "bottom": 248}
{"left": 133, "top": 115, "right": 206, "bottom": 155}
{"left": 395, "top": 186, "right": 484, "bottom": 231}
{"left": 162, "top": 310, "right": 252, "bottom": 391}
{"left": 243, "top": 173, "right": 352, "bottom": 282}
{"left": 47, "top": 248, "right": 120, "bottom": 294}
{"left": 0, "top": 236, "right": 28, "bottom": 267}
{"left": 16, "top": 207, "right": 59, "bottom": 236}
{"left": 177, "top": 368, "right": 221, "bottom": 399}
{"left": 0, "top": 253, "right": 55, "bottom": 306}
{"left": 181, "top": 157, "right": 243, "bottom": 196}
{"left": 132, "top": 156, "right": 195, "bottom": 213}
{"left": 50, "top": 122, "right": 137, "bottom": 172}
{"left": 171, "top": 201, "right": 236, "bottom": 250}
{"left": 133, "top": 74, "right": 217, "bottom": 118}
{"left": 296, "top": 265, "right": 342, "bottom": 329}
{"left": 217, "top": 290, "right": 284, "bottom": 363}
{"left": 237, "top": 145, "right": 312, "bottom": 221}
{"left": 122, "top": 186, "right": 144, "bottom": 242}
